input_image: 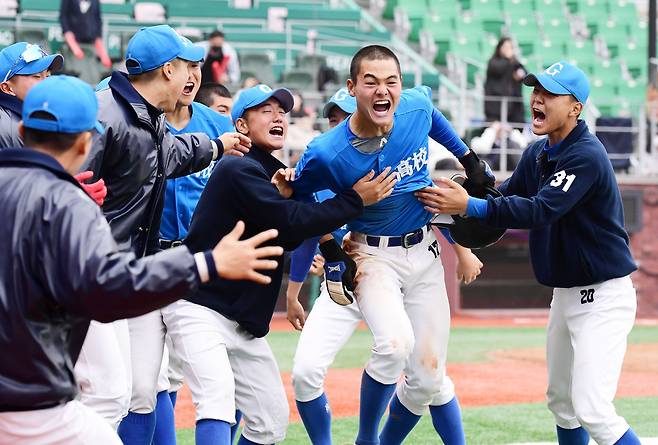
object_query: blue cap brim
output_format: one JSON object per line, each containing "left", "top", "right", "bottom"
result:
{"left": 322, "top": 100, "right": 356, "bottom": 118}
{"left": 179, "top": 45, "right": 205, "bottom": 63}
{"left": 523, "top": 73, "right": 572, "bottom": 97}
{"left": 269, "top": 88, "right": 294, "bottom": 113}
{"left": 15, "top": 54, "right": 63, "bottom": 76}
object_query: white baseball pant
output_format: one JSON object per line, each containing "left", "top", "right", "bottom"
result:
{"left": 162, "top": 300, "right": 289, "bottom": 444}
{"left": 292, "top": 287, "right": 364, "bottom": 402}
{"left": 127, "top": 310, "right": 166, "bottom": 413}
{"left": 347, "top": 227, "right": 456, "bottom": 415}
{"left": 156, "top": 333, "right": 185, "bottom": 394}
{"left": 546, "top": 275, "right": 636, "bottom": 445}
{"left": 74, "top": 319, "right": 131, "bottom": 429}
{"left": 0, "top": 400, "right": 122, "bottom": 445}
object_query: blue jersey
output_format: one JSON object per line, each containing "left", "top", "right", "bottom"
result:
{"left": 160, "top": 102, "right": 233, "bottom": 240}
{"left": 293, "top": 86, "right": 468, "bottom": 236}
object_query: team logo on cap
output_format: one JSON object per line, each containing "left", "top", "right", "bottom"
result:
{"left": 259, "top": 84, "right": 272, "bottom": 93}
{"left": 332, "top": 88, "right": 349, "bottom": 101}
{"left": 545, "top": 62, "right": 564, "bottom": 76}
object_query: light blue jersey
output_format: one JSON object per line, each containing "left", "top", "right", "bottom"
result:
{"left": 293, "top": 86, "right": 468, "bottom": 236}
{"left": 160, "top": 102, "right": 233, "bottom": 240}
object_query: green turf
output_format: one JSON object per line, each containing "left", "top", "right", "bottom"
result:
{"left": 268, "top": 325, "right": 658, "bottom": 371}
{"left": 176, "top": 396, "right": 658, "bottom": 444}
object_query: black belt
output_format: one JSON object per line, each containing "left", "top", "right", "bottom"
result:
{"left": 365, "top": 226, "right": 428, "bottom": 249}
{"left": 159, "top": 239, "right": 183, "bottom": 249}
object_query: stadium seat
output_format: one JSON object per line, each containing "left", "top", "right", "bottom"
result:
{"left": 280, "top": 69, "right": 315, "bottom": 90}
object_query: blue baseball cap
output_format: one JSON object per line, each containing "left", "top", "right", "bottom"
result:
{"left": 23, "top": 75, "right": 104, "bottom": 134}
{"left": 322, "top": 87, "right": 356, "bottom": 118}
{"left": 523, "top": 60, "right": 590, "bottom": 104}
{"left": 0, "top": 42, "right": 63, "bottom": 83}
{"left": 125, "top": 25, "right": 205, "bottom": 74}
{"left": 231, "top": 84, "right": 294, "bottom": 122}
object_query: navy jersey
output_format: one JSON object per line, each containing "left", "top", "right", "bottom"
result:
{"left": 293, "top": 86, "right": 468, "bottom": 236}
{"left": 485, "top": 120, "right": 637, "bottom": 287}
{"left": 160, "top": 102, "right": 234, "bottom": 240}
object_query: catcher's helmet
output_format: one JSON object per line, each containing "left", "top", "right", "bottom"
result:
{"left": 448, "top": 175, "right": 506, "bottom": 249}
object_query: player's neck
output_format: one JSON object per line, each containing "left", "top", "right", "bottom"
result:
{"left": 166, "top": 104, "right": 192, "bottom": 131}
{"left": 349, "top": 111, "right": 392, "bottom": 138}
{"left": 548, "top": 119, "right": 578, "bottom": 146}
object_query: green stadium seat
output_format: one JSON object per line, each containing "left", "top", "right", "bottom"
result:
{"left": 20, "top": 0, "right": 59, "bottom": 13}
{"left": 427, "top": 0, "right": 459, "bottom": 16}
{"left": 280, "top": 69, "right": 315, "bottom": 90}
{"left": 535, "top": 40, "right": 567, "bottom": 66}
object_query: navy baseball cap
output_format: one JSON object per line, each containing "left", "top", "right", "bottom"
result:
{"left": 523, "top": 60, "right": 590, "bottom": 104}
{"left": 125, "top": 25, "right": 205, "bottom": 74}
{"left": 0, "top": 42, "right": 63, "bottom": 83}
{"left": 322, "top": 87, "right": 356, "bottom": 118}
{"left": 23, "top": 75, "right": 104, "bottom": 134}
{"left": 231, "top": 84, "right": 294, "bottom": 122}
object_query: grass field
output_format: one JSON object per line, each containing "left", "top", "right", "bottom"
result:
{"left": 174, "top": 323, "right": 658, "bottom": 444}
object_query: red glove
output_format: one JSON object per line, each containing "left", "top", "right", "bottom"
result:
{"left": 74, "top": 171, "right": 107, "bottom": 206}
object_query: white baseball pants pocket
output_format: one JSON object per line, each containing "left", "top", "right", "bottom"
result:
{"left": 74, "top": 319, "right": 131, "bottom": 429}
{"left": 546, "top": 275, "right": 637, "bottom": 445}
{"left": 162, "top": 300, "right": 289, "bottom": 444}
{"left": 0, "top": 400, "right": 122, "bottom": 445}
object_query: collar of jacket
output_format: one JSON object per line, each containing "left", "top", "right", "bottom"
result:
{"left": 536, "top": 119, "right": 588, "bottom": 164}
{"left": 0, "top": 92, "right": 23, "bottom": 117}
{"left": 108, "top": 70, "right": 163, "bottom": 130}
{"left": 0, "top": 148, "right": 85, "bottom": 190}
{"left": 246, "top": 144, "right": 287, "bottom": 177}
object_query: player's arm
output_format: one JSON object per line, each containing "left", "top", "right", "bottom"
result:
{"left": 44, "top": 191, "right": 282, "bottom": 322}
{"left": 451, "top": 243, "right": 483, "bottom": 284}
{"left": 419, "top": 151, "right": 597, "bottom": 229}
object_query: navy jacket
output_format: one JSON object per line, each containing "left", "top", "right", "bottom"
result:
{"left": 0, "top": 92, "right": 22, "bottom": 149}
{"left": 485, "top": 120, "right": 637, "bottom": 287}
{"left": 59, "top": 0, "right": 102, "bottom": 43}
{"left": 0, "top": 149, "right": 201, "bottom": 412}
{"left": 83, "top": 71, "right": 214, "bottom": 256}
{"left": 185, "top": 145, "right": 363, "bottom": 337}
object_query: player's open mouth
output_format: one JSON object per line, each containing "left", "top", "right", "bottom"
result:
{"left": 182, "top": 82, "right": 195, "bottom": 95}
{"left": 269, "top": 126, "right": 284, "bottom": 138}
{"left": 373, "top": 100, "right": 391, "bottom": 116}
{"left": 532, "top": 107, "right": 546, "bottom": 126}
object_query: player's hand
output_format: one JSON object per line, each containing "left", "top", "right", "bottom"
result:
{"left": 415, "top": 178, "right": 469, "bottom": 215}
{"left": 286, "top": 296, "right": 306, "bottom": 331}
{"left": 212, "top": 221, "right": 283, "bottom": 284}
{"left": 458, "top": 150, "right": 495, "bottom": 190}
{"left": 219, "top": 132, "right": 251, "bottom": 157}
{"left": 74, "top": 170, "right": 107, "bottom": 206}
{"left": 319, "top": 238, "right": 356, "bottom": 306}
{"left": 352, "top": 167, "right": 398, "bottom": 206}
{"left": 455, "top": 246, "right": 483, "bottom": 284}
{"left": 271, "top": 168, "right": 295, "bottom": 198}
{"left": 309, "top": 254, "right": 325, "bottom": 276}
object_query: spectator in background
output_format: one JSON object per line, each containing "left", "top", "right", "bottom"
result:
{"left": 484, "top": 37, "right": 526, "bottom": 128}
{"left": 200, "top": 30, "right": 240, "bottom": 85}
{"left": 195, "top": 82, "right": 233, "bottom": 118}
{"left": 60, "top": 0, "right": 112, "bottom": 84}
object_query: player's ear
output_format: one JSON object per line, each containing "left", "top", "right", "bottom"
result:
{"left": 570, "top": 100, "right": 583, "bottom": 117}
{"left": 162, "top": 61, "right": 175, "bottom": 81}
{"left": 0, "top": 81, "right": 14, "bottom": 96}
{"left": 235, "top": 117, "right": 249, "bottom": 135}
{"left": 346, "top": 78, "right": 355, "bottom": 97}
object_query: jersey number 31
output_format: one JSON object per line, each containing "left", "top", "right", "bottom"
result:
{"left": 550, "top": 170, "right": 576, "bottom": 192}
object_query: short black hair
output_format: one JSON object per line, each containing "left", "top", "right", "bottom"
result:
{"left": 195, "top": 82, "right": 232, "bottom": 107}
{"left": 22, "top": 111, "right": 83, "bottom": 152}
{"left": 349, "top": 45, "right": 401, "bottom": 82}
{"left": 208, "top": 30, "right": 225, "bottom": 40}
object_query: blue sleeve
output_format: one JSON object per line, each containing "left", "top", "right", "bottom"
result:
{"left": 466, "top": 197, "right": 489, "bottom": 218}
{"left": 429, "top": 107, "right": 469, "bottom": 158}
{"left": 485, "top": 151, "right": 598, "bottom": 229}
{"left": 293, "top": 142, "right": 337, "bottom": 197}
{"left": 289, "top": 236, "right": 321, "bottom": 283}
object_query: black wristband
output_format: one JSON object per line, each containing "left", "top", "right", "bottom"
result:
{"left": 204, "top": 250, "right": 220, "bottom": 281}
{"left": 319, "top": 238, "right": 341, "bottom": 260}
{"left": 458, "top": 150, "right": 480, "bottom": 172}
{"left": 213, "top": 137, "right": 224, "bottom": 160}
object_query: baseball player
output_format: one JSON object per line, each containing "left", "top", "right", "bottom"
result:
{"left": 286, "top": 45, "right": 494, "bottom": 445}
{"left": 0, "top": 42, "right": 107, "bottom": 205}
{"left": 417, "top": 61, "right": 641, "bottom": 445}
{"left": 0, "top": 74, "right": 282, "bottom": 445}
{"left": 195, "top": 82, "right": 234, "bottom": 117}
{"left": 153, "top": 61, "right": 242, "bottom": 445}
{"left": 161, "top": 83, "right": 397, "bottom": 445}
{"left": 78, "top": 25, "right": 251, "bottom": 443}
{"left": 285, "top": 88, "right": 484, "bottom": 445}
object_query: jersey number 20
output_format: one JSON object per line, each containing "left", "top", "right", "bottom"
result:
{"left": 550, "top": 170, "right": 576, "bottom": 192}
